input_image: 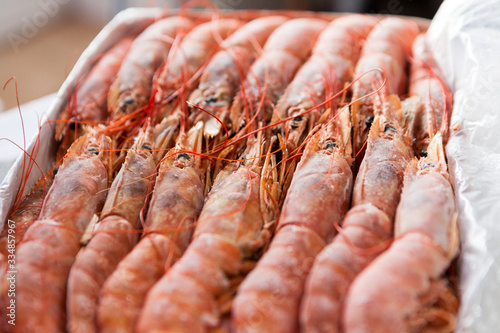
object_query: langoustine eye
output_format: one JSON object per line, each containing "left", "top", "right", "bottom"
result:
{"left": 178, "top": 153, "right": 190, "bottom": 161}
{"left": 86, "top": 147, "right": 99, "bottom": 155}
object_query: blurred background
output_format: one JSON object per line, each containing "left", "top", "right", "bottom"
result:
{"left": 0, "top": 0, "right": 443, "bottom": 111}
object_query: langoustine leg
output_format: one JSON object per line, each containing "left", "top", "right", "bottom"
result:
{"left": 136, "top": 131, "right": 279, "bottom": 332}
{"left": 343, "top": 133, "right": 459, "bottom": 333}
{"left": 232, "top": 109, "right": 353, "bottom": 333}
{"left": 66, "top": 120, "right": 177, "bottom": 333}
{"left": 300, "top": 96, "right": 415, "bottom": 333}
{"left": 96, "top": 122, "right": 205, "bottom": 333}
{"left": 1, "top": 130, "right": 113, "bottom": 333}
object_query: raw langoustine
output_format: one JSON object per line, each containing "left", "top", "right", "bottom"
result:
{"left": 2, "top": 130, "right": 113, "bottom": 333}
{"left": 189, "top": 15, "right": 288, "bottom": 137}
{"left": 108, "top": 16, "right": 195, "bottom": 121}
{"left": 351, "top": 18, "right": 418, "bottom": 159}
{"left": 66, "top": 122, "right": 172, "bottom": 333}
{"left": 232, "top": 110, "right": 354, "bottom": 333}
{"left": 343, "top": 133, "right": 459, "bottom": 333}
{"left": 97, "top": 122, "right": 205, "bottom": 333}
{"left": 300, "top": 96, "right": 415, "bottom": 333}
{"left": 137, "top": 131, "right": 279, "bottom": 332}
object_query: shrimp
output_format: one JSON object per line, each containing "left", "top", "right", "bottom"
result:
{"left": 300, "top": 96, "right": 414, "bottom": 333}
{"left": 108, "top": 16, "right": 195, "bottom": 121}
{"left": 153, "top": 18, "right": 244, "bottom": 121}
{"left": 230, "top": 18, "right": 328, "bottom": 132}
{"left": 188, "top": 15, "right": 288, "bottom": 137}
{"left": 66, "top": 119, "right": 177, "bottom": 333}
{"left": 231, "top": 109, "right": 354, "bottom": 333}
{"left": 1, "top": 130, "right": 113, "bottom": 333}
{"left": 351, "top": 17, "right": 418, "bottom": 159}
{"left": 0, "top": 172, "right": 54, "bottom": 257}
{"left": 273, "top": 14, "right": 377, "bottom": 151}
{"left": 55, "top": 37, "right": 133, "bottom": 142}
{"left": 409, "top": 33, "right": 452, "bottom": 155}
{"left": 136, "top": 132, "right": 279, "bottom": 332}
{"left": 343, "top": 133, "right": 459, "bottom": 333}
{"left": 96, "top": 122, "right": 205, "bottom": 333}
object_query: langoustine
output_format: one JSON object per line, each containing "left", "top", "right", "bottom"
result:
{"left": 136, "top": 131, "right": 279, "bottom": 332}
{"left": 271, "top": 14, "right": 376, "bottom": 197}
{"left": 108, "top": 16, "right": 195, "bottom": 121}
{"left": 300, "top": 96, "right": 414, "bottom": 333}
{"left": 97, "top": 121, "right": 205, "bottom": 333}
{"left": 0, "top": 172, "right": 54, "bottom": 257}
{"left": 1, "top": 130, "right": 113, "bottom": 333}
{"left": 230, "top": 17, "right": 328, "bottom": 132}
{"left": 153, "top": 18, "right": 244, "bottom": 121}
{"left": 409, "top": 33, "right": 452, "bottom": 155}
{"left": 232, "top": 109, "right": 353, "bottom": 333}
{"left": 351, "top": 17, "right": 418, "bottom": 160}
{"left": 55, "top": 37, "right": 133, "bottom": 144}
{"left": 273, "top": 14, "right": 377, "bottom": 151}
{"left": 343, "top": 133, "right": 459, "bottom": 333}
{"left": 66, "top": 120, "right": 176, "bottom": 333}
{"left": 189, "top": 15, "right": 288, "bottom": 137}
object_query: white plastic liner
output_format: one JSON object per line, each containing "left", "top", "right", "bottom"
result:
{"left": 427, "top": 1, "right": 500, "bottom": 332}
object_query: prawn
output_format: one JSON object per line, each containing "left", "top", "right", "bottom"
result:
{"left": 108, "top": 16, "right": 195, "bottom": 121}
{"left": 273, "top": 14, "right": 377, "bottom": 151}
{"left": 188, "top": 15, "right": 288, "bottom": 137}
{"left": 55, "top": 37, "right": 133, "bottom": 143}
{"left": 136, "top": 131, "right": 280, "bottom": 332}
{"left": 351, "top": 17, "right": 418, "bottom": 160}
{"left": 409, "top": 33, "right": 452, "bottom": 155}
{"left": 232, "top": 109, "right": 354, "bottom": 333}
{"left": 300, "top": 96, "right": 414, "bottom": 333}
{"left": 230, "top": 17, "right": 328, "bottom": 132}
{"left": 0, "top": 172, "right": 54, "bottom": 257}
{"left": 96, "top": 122, "right": 205, "bottom": 333}
{"left": 153, "top": 18, "right": 244, "bottom": 122}
{"left": 66, "top": 119, "right": 177, "bottom": 333}
{"left": 343, "top": 133, "right": 459, "bottom": 333}
{"left": 1, "top": 129, "right": 113, "bottom": 333}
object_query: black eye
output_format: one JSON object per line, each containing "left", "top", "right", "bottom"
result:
{"left": 419, "top": 150, "right": 428, "bottom": 157}
{"left": 142, "top": 144, "right": 152, "bottom": 151}
{"left": 365, "top": 116, "right": 374, "bottom": 128}
{"left": 178, "top": 153, "right": 190, "bottom": 160}
{"left": 326, "top": 141, "right": 337, "bottom": 150}
{"left": 123, "top": 97, "right": 134, "bottom": 105}
{"left": 68, "top": 117, "right": 78, "bottom": 130}
{"left": 53, "top": 167, "right": 59, "bottom": 176}
{"left": 291, "top": 115, "right": 303, "bottom": 129}
{"left": 87, "top": 147, "right": 99, "bottom": 155}
{"left": 384, "top": 124, "right": 396, "bottom": 133}
{"left": 204, "top": 96, "right": 217, "bottom": 105}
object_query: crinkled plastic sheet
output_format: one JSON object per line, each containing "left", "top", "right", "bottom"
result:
{"left": 427, "top": 1, "right": 500, "bottom": 332}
